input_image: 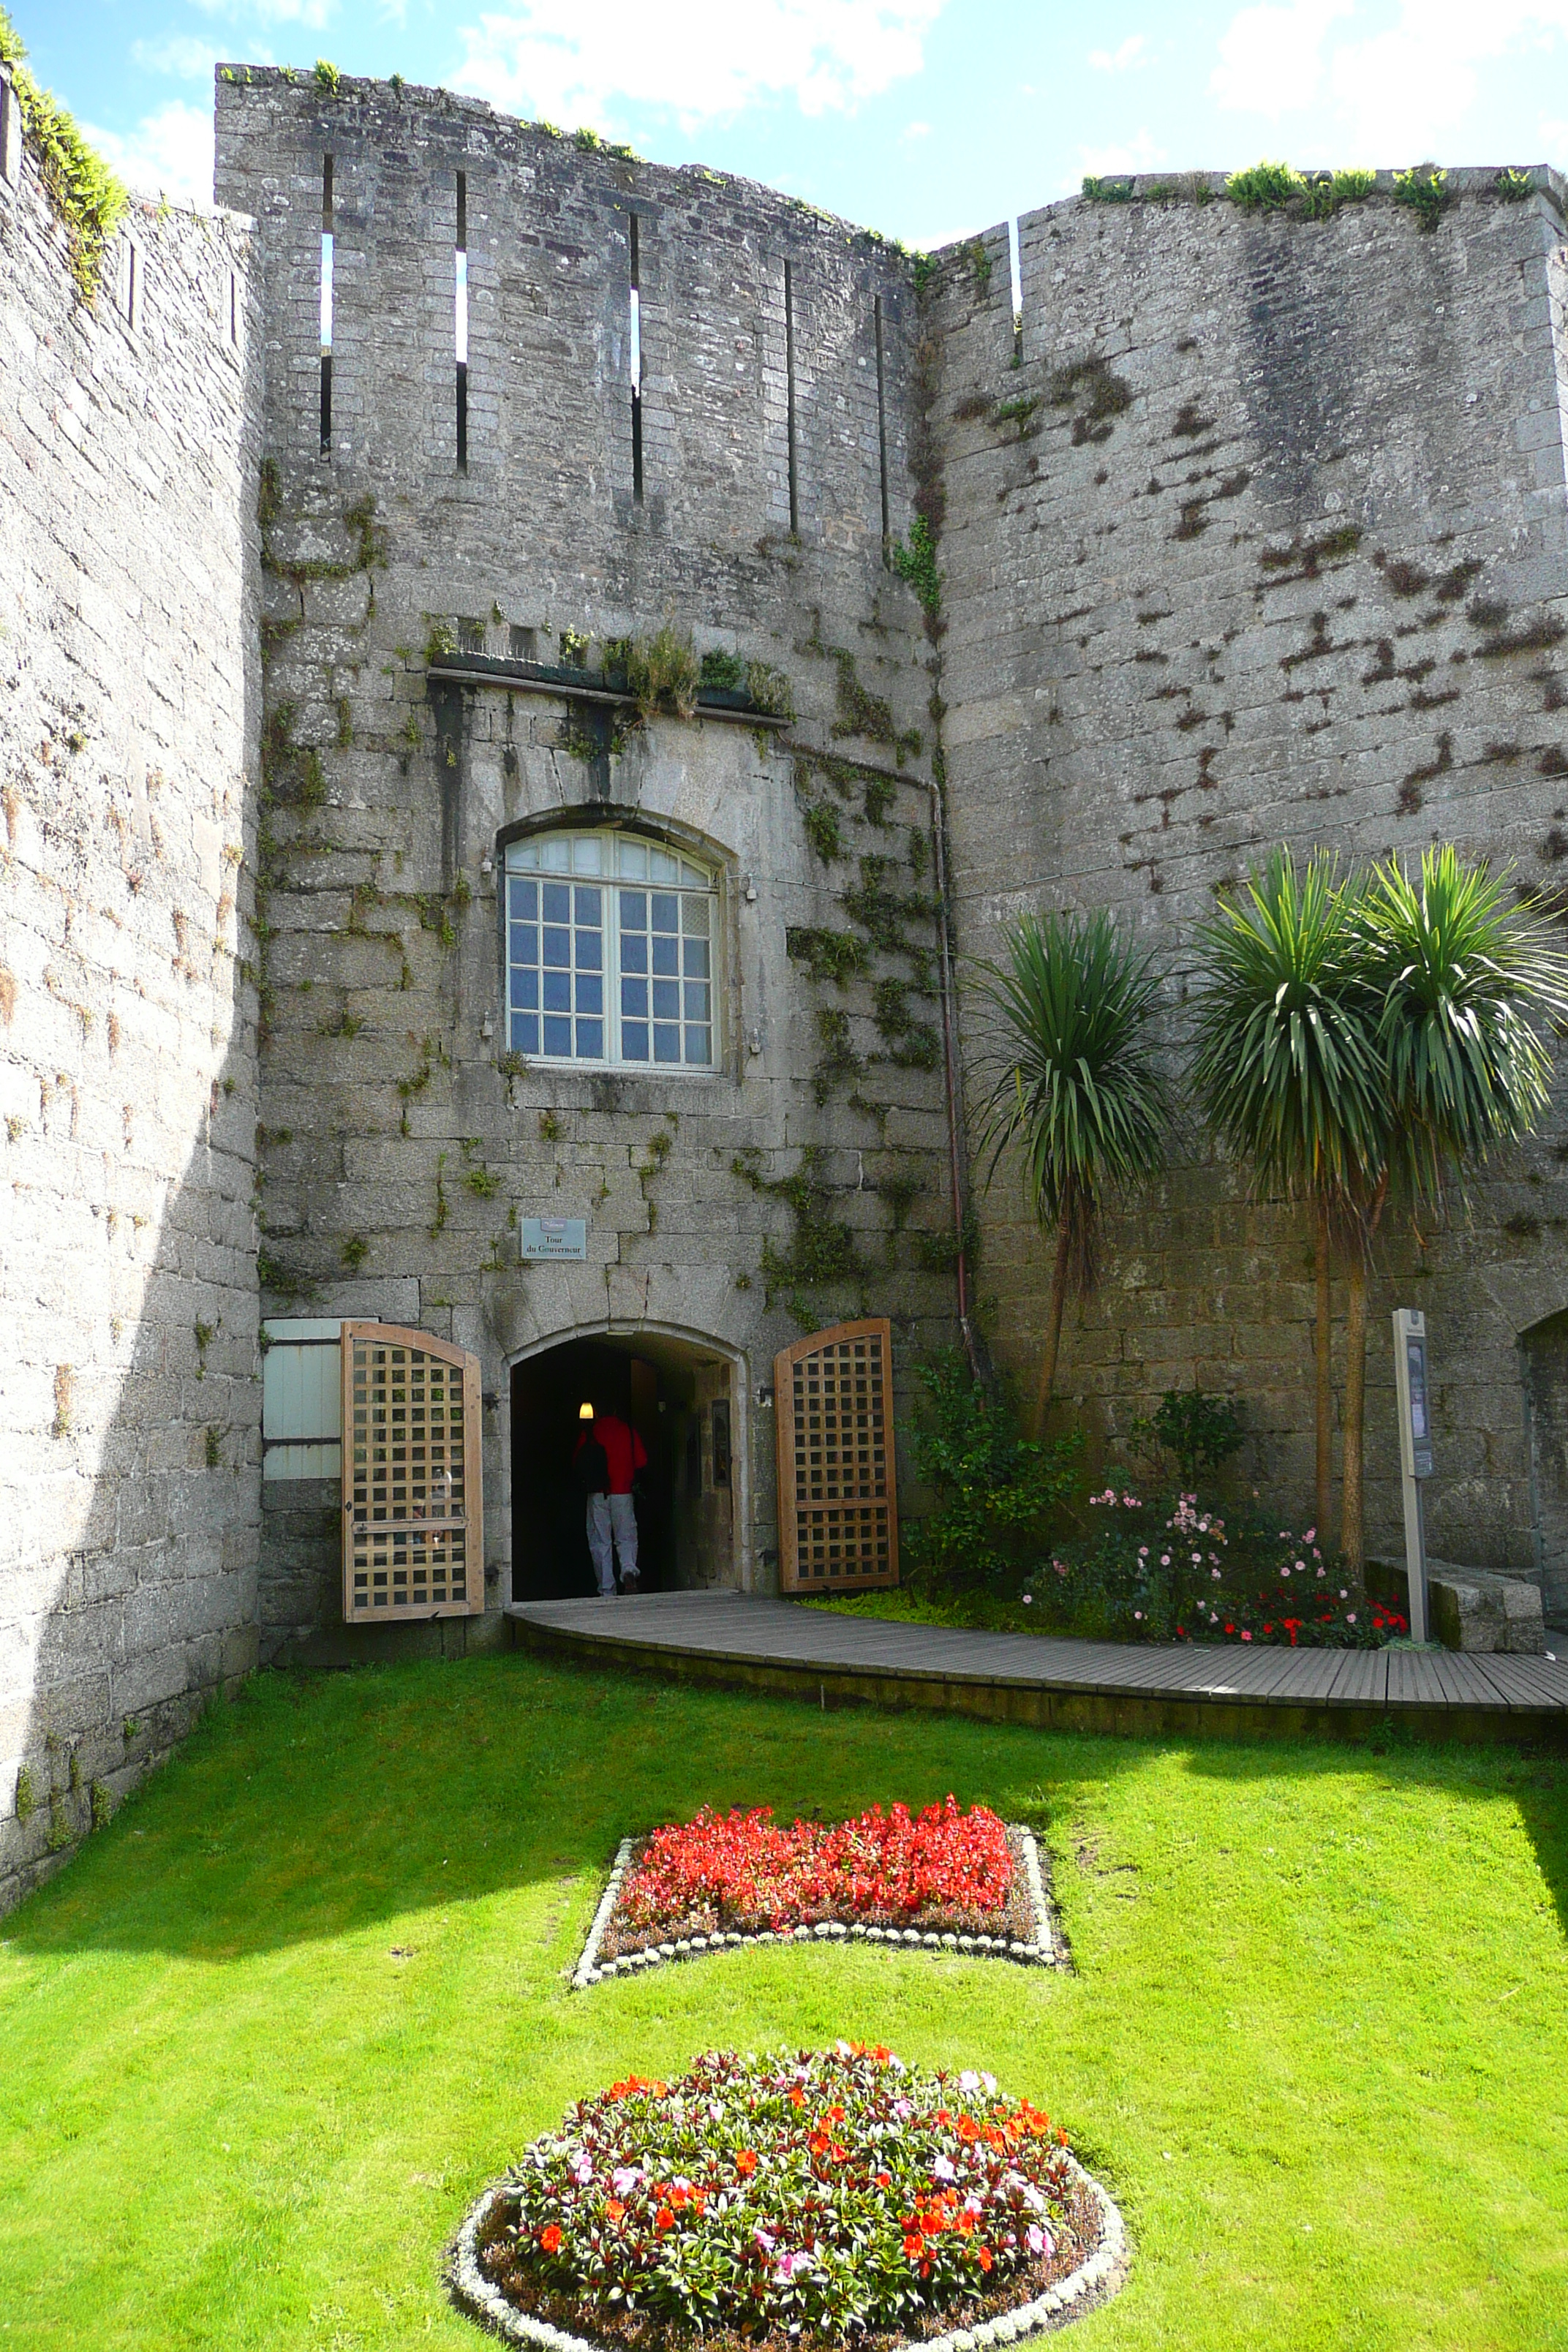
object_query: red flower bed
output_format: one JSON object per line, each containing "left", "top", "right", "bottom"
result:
{"left": 613, "top": 1800, "right": 1016, "bottom": 1952}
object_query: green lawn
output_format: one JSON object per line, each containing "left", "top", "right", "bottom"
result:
{"left": 1, "top": 1656, "right": 1565, "bottom": 2352}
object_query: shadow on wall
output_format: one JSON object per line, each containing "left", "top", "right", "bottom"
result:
{"left": 1, "top": 1017, "right": 262, "bottom": 1915}
{"left": 1522, "top": 1308, "right": 1568, "bottom": 1621}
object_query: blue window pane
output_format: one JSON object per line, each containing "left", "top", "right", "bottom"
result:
{"left": 576, "top": 1018, "right": 603, "bottom": 1058}
{"left": 620, "top": 932, "right": 647, "bottom": 974}
{"left": 652, "top": 979, "right": 679, "bottom": 1020}
{"left": 576, "top": 972, "right": 603, "bottom": 1015}
{"left": 543, "top": 969, "right": 571, "bottom": 1012}
{"left": 619, "top": 890, "right": 647, "bottom": 928}
{"left": 514, "top": 970, "right": 539, "bottom": 1011}
{"left": 685, "top": 1029, "right": 712, "bottom": 1066}
{"left": 542, "top": 881, "right": 571, "bottom": 923}
{"left": 622, "top": 977, "right": 648, "bottom": 1017}
{"left": 575, "top": 884, "right": 601, "bottom": 925}
{"left": 576, "top": 927, "right": 602, "bottom": 970}
{"left": 684, "top": 981, "right": 710, "bottom": 1022}
{"left": 543, "top": 1015, "right": 573, "bottom": 1057}
{"left": 652, "top": 892, "right": 679, "bottom": 933}
{"left": 684, "top": 937, "right": 709, "bottom": 978}
{"left": 543, "top": 925, "right": 571, "bottom": 967}
{"left": 511, "top": 1011, "right": 539, "bottom": 1053}
{"left": 652, "top": 934, "right": 679, "bottom": 976}
{"left": 510, "top": 923, "right": 538, "bottom": 965}
{"left": 511, "top": 879, "right": 538, "bottom": 919}
{"left": 622, "top": 1021, "right": 649, "bottom": 1060}
{"left": 653, "top": 1023, "right": 681, "bottom": 1063}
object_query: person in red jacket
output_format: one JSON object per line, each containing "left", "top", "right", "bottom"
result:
{"left": 573, "top": 1400, "right": 648, "bottom": 1596}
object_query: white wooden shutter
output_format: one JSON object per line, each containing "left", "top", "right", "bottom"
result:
{"left": 342, "top": 1323, "right": 484, "bottom": 1621}
{"left": 774, "top": 1319, "right": 899, "bottom": 1593}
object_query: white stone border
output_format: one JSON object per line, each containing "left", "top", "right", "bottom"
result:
{"left": 451, "top": 2150, "right": 1127, "bottom": 2349}
{"left": 570, "top": 1828, "right": 1064, "bottom": 1991}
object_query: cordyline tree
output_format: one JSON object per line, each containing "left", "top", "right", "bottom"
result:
{"left": 972, "top": 907, "right": 1171, "bottom": 1438}
{"left": 1189, "top": 850, "right": 1384, "bottom": 1544}
{"left": 1193, "top": 843, "right": 1568, "bottom": 1573}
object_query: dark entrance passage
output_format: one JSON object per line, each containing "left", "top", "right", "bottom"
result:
{"left": 510, "top": 1333, "right": 737, "bottom": 1602}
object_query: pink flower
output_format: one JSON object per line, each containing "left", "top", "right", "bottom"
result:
{"left": 1304, "top": 1528, "right": 1316, "bottom": 1543}
{"left": 1160, "top": 1554, "right": 1171, "bottom": 1567}
{"left": 933, "top": 2155, "right": 957, "bottom": 2181}
{"left": 1346, "top": 1612, "right": 1357, "bottom": 1624}
{"left": 1294, "top": 1560, "right": 1305, "bottom": 1573}
{"left": 1026, "top": 2223, "right": 1054, "bottom": 2257}
{"left": 1022, "top": 1594, "right": 1033, "bottom": 1605}
{"left": 1240, "top": 1630, "right": 1253, "bottom": 1642}
{"left": 1211, "top": 1567, "right": 1222, "bottom": 1580}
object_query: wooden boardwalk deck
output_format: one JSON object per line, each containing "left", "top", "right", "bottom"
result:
{"left": 507, "top": 1591, "right": 1568, "bottom": 1747}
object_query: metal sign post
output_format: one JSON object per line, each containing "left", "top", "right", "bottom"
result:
{"left": 1391, "top": 1307, "right": 1434, "bottom": 1645}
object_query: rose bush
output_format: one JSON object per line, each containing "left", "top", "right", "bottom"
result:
{"left": 1027, "top": 1492, "right": 1408, "bottom": 1648}
{"left": 476, "top": 2046, "right": 1095, "bottom": 2345}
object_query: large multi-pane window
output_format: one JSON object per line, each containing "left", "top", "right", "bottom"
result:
{"left": 504, "top": 831, "right": 717, "bottom": 1068}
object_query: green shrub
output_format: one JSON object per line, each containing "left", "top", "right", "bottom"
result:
{"left": 698, "top": 649, "right": 746, "bottom": 694}
{"left": 1300, "top": 167, "right": 1376, "bottom": 219}
{"left": 745, "top": 661, "right": 795, "bottom": 720}
{"left": 905, "top": 1353, "right": 1081, "bottom": 1594}
{"left": 1393, "top": 165, "right": 1451, "bottom": 230}
{"left": 1128, "top": 1388, "right": 1244, "bottom": 1488}
{"left": 1226, "top": 159, "right": 1306, "bottom": 211}
{"left": 626, "top": 625, "right": 701, "bottom": 720}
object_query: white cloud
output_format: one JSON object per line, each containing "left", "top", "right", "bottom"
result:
{"left": 1088, "top": 34, "right": 1146, "bottom": 72}
{"left": 902, "top": 118, "right": 931, "bottom": 137}
{"left": 82, "top": 101, "right": 215, "bottom": 205}
{"left": 189, "top": 0, "right": 335, "bottom": 26}
{"left": 453, "top": 0, "right": 946, "bottom": 132}
{"left": 1078, "top": 129, "right": 1166, "bottom": 176}
{"left": 1210, "top": 0, "right": 1352, "bottom": 116}
{"left": 131, "top": 34, "right": 231, "bottom": 81}
{"left": 1327, "top": 0, "right": 1568, "bottom": 156}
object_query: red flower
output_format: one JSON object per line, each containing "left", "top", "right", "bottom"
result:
{"left": 540, "top": 2224, "right": 562, "bottom": 2253}
{"left": 735, "top": 2151, "right": 758, "bottom": 2178}
{"left": 977, "top": 2247, "right": 993, "bottom": 2272}
{"left": 902, "top": 2234, "right": 924, "bottom": 2259}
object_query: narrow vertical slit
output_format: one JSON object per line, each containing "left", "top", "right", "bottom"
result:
{"left": 319, "top": 155, "right": 333, "bottom": 456}
{"left": 629, "top": 213, "right": 644, "bottom": 503}
{"left": 874, "top": 294, "right": 890, "bottom": 560}
{"left": 784, "top": 260, "right": 799, "bottom": 535}
{"left": 456, "top": 171, "right": 469, "bottom": 473}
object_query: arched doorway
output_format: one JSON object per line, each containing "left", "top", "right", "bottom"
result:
{"left": 509, "top": 1329, "right": 744, "bottom": 1600}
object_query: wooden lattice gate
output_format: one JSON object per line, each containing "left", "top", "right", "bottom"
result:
{"left": 774, "top": 1319, "right": 899, "bottom": 1593}
{"left": 342, "top": 1323, "right": 484, "bottom": 1621}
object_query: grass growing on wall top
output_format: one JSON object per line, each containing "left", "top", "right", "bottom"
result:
{"left": 1, "top": 1655, "right": 1566, "bottom": 2349}
{"left": 0, "top": 4, "right": 127, "bottom": 300}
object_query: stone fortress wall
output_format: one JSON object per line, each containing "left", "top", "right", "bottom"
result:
{"left": 6, "top": 58, "right": 1568, "bottom": 1912}
{"left": 0, "top": 65, "right": 262, "bottom": 1912}
{"left": 211, "top": 69, "right": 957, "bottom": 1651}
{"left": 928, "top": 170, "right": 1568, "bottom": 1594}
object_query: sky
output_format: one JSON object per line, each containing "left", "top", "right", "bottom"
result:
{"left": 21, "top": 0, "right": 1568, "bottom": 249}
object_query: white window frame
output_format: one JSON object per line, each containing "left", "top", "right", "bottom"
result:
{"left": 503, "top": 828, "right": 720, "bottom": 1073}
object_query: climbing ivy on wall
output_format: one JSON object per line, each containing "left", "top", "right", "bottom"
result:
{"left": 0, "top": 5, "right": 126, "bottom": 300}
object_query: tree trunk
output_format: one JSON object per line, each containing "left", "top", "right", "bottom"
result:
{"left": 1033, "top": 1213, "right": 1074, "bottom": 1439}
{"left": 1315, "top": 1198, "right": 1333, "bottom": 1540}
{"left": 1341, "top": 1248, "right": 1367, "bottom": 1579}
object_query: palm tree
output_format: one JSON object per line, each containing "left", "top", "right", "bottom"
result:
{"left": 1188, "top": 850, "right": 1387, "bottom": 1544}
{"left": 972, "top": 908, "right": 1170, "bottom": 1436}
{"left": 1340, "top": 845, "right": 1568, "bottom": 1564}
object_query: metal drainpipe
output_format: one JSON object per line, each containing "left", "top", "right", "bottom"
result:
{"left": 929, "top": 768, "right": 984, "bottom": 1384}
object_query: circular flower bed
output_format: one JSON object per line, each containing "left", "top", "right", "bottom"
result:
{"left": 596, "top": 1802, "right": 1041, "bottom": 1966}
{"left": 457, "top": 2046, "right": 1125, "bottom": 2351}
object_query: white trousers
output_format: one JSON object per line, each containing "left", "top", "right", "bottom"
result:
{"left": 587, "top": 1492, "right": 639, "bottom": 1594}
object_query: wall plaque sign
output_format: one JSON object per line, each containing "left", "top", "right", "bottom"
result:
{"left": 521, "top": 1215, "right": 587, "bottom": 1261}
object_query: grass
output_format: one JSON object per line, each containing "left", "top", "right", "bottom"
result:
{"left": 1, "top": 1654, "right": 1566, "bottom": 2351}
